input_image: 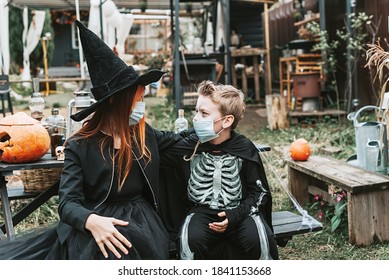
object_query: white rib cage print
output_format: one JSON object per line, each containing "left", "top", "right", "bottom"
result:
{"left": 188, "top": 152, "right": 243, "bottom": 209}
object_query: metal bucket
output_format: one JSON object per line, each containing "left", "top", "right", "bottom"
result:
{"left": 350, "top": 105, "right": 388, "bottom": 173}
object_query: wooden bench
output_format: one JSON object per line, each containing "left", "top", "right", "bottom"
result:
{"left": 286, "top": 155, "right": 389, "bottom": 246}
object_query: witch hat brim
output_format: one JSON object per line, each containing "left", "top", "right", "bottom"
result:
{"left": 70, "top": 20, "right": 167, "bottom": 122}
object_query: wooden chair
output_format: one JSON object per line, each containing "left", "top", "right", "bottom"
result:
{"left": 0, "top": 75, "right": 14, "bottom": 117}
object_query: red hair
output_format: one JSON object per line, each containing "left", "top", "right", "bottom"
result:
{"left": 76, "top": 85, "right": 150, "bottom": 191}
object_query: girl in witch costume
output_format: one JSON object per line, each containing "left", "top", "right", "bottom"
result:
{"left": 159, "top": 81, "right": 279, "bottom": 260}
{"left": 0, "top": 21, "right": 184, "bottom": 260}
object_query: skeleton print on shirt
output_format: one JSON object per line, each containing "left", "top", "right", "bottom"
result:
{"left": 188, "top": 152, "right": 243, "bottom": 209}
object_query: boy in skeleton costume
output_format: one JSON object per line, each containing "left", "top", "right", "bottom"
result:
{"left": 160, "top": 81, "right": 278, "bottom": 260}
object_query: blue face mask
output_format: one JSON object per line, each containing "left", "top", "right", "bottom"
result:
{"left": 193, "top": 118, "right": 224, "bottom": 143}
{"left": 129, "top": 101, "right": 145, "bottom": 126}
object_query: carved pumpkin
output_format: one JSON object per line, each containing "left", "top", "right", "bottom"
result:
{"left": 0, "top": 112, "right": 50, "bottom": 163}
{"left": 290, "top": 138, "right": 311, "bottom": 161}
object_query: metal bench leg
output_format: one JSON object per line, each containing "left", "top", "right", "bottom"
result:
{"left": 0, "top": 176, "right": 15, "bottom": 240}
{"left": 1, "top": 96, "right": 5, "bottom": 117}
{"left": 7, "top": 93, "right": 13, "bottom": 114}
{"left": 0, "top": 182, "right": 59, "bottom": 234}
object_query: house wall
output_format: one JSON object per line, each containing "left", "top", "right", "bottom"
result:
{"left": 52, "top": 23, "right": 79, "bottom": 67}
{"left": 230, "top": 1, "right": 264, "bottom": 48}
{"left": 268, "top": 0, "right": 319, "bottom": 94}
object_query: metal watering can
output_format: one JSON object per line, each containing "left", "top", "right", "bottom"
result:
{"left": 349, "top": 105, "right": 388, "bottom": 173}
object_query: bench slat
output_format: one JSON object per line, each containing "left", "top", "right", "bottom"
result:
{"left": 286, "top": 156, "right": 389, "bottom": 193}
{"left": 272, "top": 211, "right": 322, "bottom": 236}
{"left": 7, "top": 186, "right": 40, "bottom": 200}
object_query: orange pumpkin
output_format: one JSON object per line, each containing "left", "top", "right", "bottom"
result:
{"left": 290, "top": 138, "right": 311, "bottom": 161}
{"left": 0, "top": 112, "right": 50, "bottom": 163}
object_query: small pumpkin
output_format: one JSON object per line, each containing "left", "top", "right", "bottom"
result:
{"left": 0, "top": 112, "right": 50, "bottom": 163}
{"left": 290, "top": 138, "right": 311, "bottom": 161}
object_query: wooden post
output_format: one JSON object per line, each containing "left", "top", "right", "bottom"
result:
{"left": 348, "top": 190, "right": 389, "bottom": 245}
{"left": 264, "top": 3, "right": 272, "bottom": 95}
{"left": 253, "top": 55, "right": 260, "bottom": 102}
{"left": 386, "top": 110, "right": 389, "bottom": 150}
{"left": 266, "top": 95, "right": 289, "bottom": 130}
{"left": 41, "top": 39, "right": 50, "bottom": 96}
{"left": 287, "top": 165, "right": 310, "bottom": 205}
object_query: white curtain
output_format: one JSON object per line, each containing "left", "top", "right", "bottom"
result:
{"left": 0, "top": 0, "right": 10, "bottom": 74}
{"left": 104, "top": 1, "right": 122, "bottom": 48}
{"left": 21, "top": 8, "right": 46, "bottom": 84}
{"left": 115, "top": 13, "right": 134, "bottom": 55}
{"left": 215, "top": 0, "right": 226, "bottom": 51}
{"left": 88, "top": 0, "right": 102, "bottom": 36}
{"left": 204, "top": 10, "right": 214, "bottom": 54}
{"left": 89, "top": 0, "right": 122, "bottom": 47}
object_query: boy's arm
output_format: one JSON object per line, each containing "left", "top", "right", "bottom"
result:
{"left": 150, "top": 125, "right": 194, "bottom": 151}
{"left": 159, "top": 132, "right": 199, "bottom": 167}
{"left": 224, "top": 160, "right": 271, "bottom": 228}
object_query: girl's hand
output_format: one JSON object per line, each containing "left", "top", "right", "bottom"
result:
{"left": 85, "top": 213, "right": 132, "bottom": 259}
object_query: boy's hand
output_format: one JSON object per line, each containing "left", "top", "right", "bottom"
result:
{"left": 209, "top": 211, "right": 229, "bottom": 233}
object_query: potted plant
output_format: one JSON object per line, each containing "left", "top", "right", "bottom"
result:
{"left": 366, "top": 41, "right": 389, "bottom": 107}
{"left": 139, "top": 0, "right": 147, "bottom": 13}
{"left": 293, "top": 11, "right": 303, "bottom": 23}
{"left": 185, "top": 2, "right": 193, "bottom": 14}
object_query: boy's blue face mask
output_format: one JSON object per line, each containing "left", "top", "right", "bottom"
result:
{"left": 129, "top": 101, "right": 145, "bottom": 126}
{"left": 193, "top": 117, "right": 225, "bottom": 143}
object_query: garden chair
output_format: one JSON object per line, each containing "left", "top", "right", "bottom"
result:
{"left": 0, "top": 75, "right": 14, "bottom": 117}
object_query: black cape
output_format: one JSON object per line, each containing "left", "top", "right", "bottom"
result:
{"left": 159, "top": 130, "right": 273, "bottom": 240}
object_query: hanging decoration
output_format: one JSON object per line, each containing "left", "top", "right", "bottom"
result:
{"left": 0, "top": 0, "right": 10, "bottom": 74}
{"left": 20, "top": 8, "right": 46, "bottom": 86}
{"left": 88, "top": 0, "right": 132, "bottom": 53}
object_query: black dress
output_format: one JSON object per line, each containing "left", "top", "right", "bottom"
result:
{"left": 0, "top": 155, "right": 169, "bottom": 260}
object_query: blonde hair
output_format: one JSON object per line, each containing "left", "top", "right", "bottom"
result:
{"left": 197, "top": 80, "right": 245, "bottom": 129}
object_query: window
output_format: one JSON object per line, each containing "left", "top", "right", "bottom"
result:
{"left": 71, "top": 20, "right": 89, "bottom": 49}
{"left": 126, "top": 15, "right": 170, "bottom": 54}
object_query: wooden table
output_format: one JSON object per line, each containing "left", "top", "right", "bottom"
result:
{"left": 231, "top": 48, "right": 267, "bottom": 102}
{"left": 0, "top": 154, "right": 63, "bottom": 240}
{"left": 286, "top": 155, "right": 389, "bottom": 245}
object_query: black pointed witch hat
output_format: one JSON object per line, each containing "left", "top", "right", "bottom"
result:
{"left": 71, "top": 20, "right": 166, "bottom": 122}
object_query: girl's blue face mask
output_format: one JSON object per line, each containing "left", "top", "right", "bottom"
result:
{"left": 193, "top": 117, "right": 225, "bottom": 143}
{"left": 129, "top": 101, "right": 145, "bottom": 126}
